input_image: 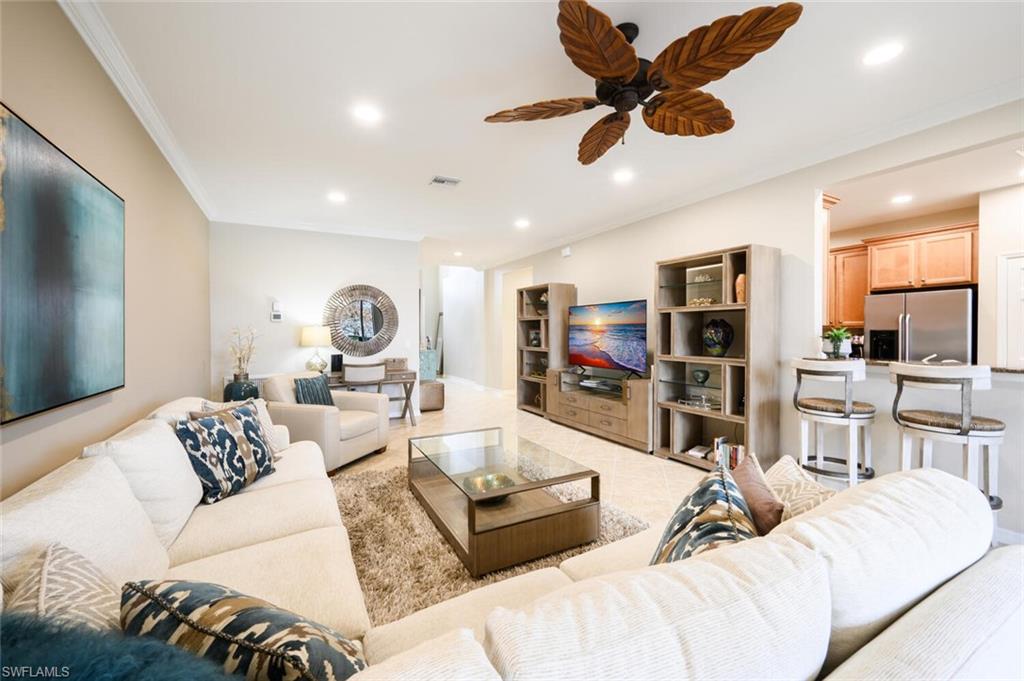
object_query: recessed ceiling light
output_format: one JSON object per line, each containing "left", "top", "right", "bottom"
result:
{"left": 612, "top": 168, "right": 635, "bottom": 184}
{"left": 326, "top": 191, "right": 347, "bottom": 203}
{"left": 351, "top": 102, "right": 383, "bottom": 125}
{"left": 453, "top": 251, "right": 463, "bottom": 257}
{"left": 891, "top": 194, "right": 913, "bottom": 205}
{"left": 514, "top": 218, "right": 531, "bottom": 229}
{"left": 863, "top": 41, "right": 904, "bottom": 67}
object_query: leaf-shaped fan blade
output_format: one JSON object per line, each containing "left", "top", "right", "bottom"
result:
{"left": 557, "top": 0, "right": 639, "bottom": 83}
{"left": 642, "top": 90, "right": 734, "bottom": 137}
{"left": 484, "top": 97, "right": 599, "bottom": 123}
{"left": 578, "top": 111, "right": 630, "bottom": 165}
{"left": 648, "top": 3, "right": 803, "bottom": 90}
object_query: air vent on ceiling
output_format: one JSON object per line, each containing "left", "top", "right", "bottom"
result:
{"left": 430, "top": 175, "right": 461, "bottom": 187}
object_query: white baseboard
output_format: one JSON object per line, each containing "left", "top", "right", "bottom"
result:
{"left": 994, "top": 526, "right": 1024, "bottom": 546}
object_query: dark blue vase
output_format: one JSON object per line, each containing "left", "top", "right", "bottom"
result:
{"left": 702, "top": 319, "right": 734, "bottom": 357}
{"left": 223, "top": 373, "right": 259, "bottom": 401}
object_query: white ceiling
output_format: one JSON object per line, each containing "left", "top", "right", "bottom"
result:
{"left": 827, "top": 137, "right": 1024, "bottom": 231}
{"left": 74, "top": 1, "right": 1023, "bottom": 268}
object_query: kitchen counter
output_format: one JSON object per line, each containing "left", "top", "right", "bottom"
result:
{"left": 861, "top": 359, "right": 1023, "bottom": 374}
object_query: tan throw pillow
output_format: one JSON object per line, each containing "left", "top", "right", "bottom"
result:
{"left": 6, "top": 543, "right": 120, "bottom": 631}
{"left": 765, "top": 455, "right": 836, "bottom": 521}
{"left": 732, "top": 452, "right": 785, "bottom": 535}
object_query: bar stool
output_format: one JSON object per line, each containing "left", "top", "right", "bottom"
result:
{"left": 890, "top": 363, "right": 1004, "bottom": 510}
{"left": 791, "top": 358, "right": 876, "bottom": 487}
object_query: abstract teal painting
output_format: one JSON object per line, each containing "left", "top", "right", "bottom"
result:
{"left": 0, "top": 104, "right": 125, "bottom": 424}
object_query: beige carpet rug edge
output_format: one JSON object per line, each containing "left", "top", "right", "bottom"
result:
{"left": 331, "top": 466, "right": 649, "bottom": 626}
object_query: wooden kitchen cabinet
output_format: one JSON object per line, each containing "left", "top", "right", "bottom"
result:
{"left": 832, "top": 245, "right": 868, "bottom": 326}
{"left": 865, "top": 223, "right": 977, "bottom": 292}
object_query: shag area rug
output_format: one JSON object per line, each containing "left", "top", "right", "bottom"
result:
{"left": 331, "top": 466, "right": 649, "bottom": 626}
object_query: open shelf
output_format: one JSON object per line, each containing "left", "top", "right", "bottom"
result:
{"left": 516, "top": 284, "right": 577, "bottom": 417}
{"left": 653, "top": 245, "right": 778, "bottom": 471}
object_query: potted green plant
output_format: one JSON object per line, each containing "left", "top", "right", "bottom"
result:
{"left": 822, "top": 326, "right": 852, "bottom": 359}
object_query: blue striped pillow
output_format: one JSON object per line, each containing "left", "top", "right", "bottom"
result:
{"left": 294, "top": 374, "right": 334, "bottom": 406}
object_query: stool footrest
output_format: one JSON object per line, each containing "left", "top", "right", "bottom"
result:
{"left": 988, "top": 495, "right": 1003, "bottom": 511}
{"left": 802, "top": 457, "right": 875, "bottom": 482}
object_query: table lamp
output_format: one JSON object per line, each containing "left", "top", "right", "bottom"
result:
{"left": 300, "top": 325, "right": 332, "bottom": 373}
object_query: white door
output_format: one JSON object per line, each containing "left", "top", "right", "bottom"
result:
{"left": 1004, "top": 254, "right": 1024, "bottom": 369}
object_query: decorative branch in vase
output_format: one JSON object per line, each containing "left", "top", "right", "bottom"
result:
{"left": 225, "top": 327, "right": 259, "bottom": 400}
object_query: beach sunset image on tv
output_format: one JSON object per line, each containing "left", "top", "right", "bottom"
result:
{"left": 568, "top": 300, "right": 647, "bottom": 374}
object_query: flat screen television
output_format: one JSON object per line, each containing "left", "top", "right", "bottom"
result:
{"left": 568, "top": 300, "right": 648, "bottom": 374}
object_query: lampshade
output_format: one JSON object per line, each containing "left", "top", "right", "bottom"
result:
{"left": 300, "top": 325, "right": 332, "bottom": 348}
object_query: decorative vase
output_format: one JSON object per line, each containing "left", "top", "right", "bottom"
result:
{"left": 702, "top": 319, "right": 734, "bottom": 357}
{"left": 223, "top": 373, "right": 259, "bottom": 401}
{"left": 734, "top": 274, "right": 747, "bottom": 303}
{"left": 692, "top": 369, "right": 711, "bottom": 385}
{"left": 822, "top": 338, "right": 852, "bottom": 359}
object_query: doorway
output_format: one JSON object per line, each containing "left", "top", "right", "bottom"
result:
{"left": 501, "top": 267, "right": 533, "bottom": 390}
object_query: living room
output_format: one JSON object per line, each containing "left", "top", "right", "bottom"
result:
{"left": 2, "top": 2, "right": 1022, "bottom": 680}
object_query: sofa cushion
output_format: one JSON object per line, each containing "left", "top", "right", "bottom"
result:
{"left": 771, "top": 468, "right": 993, "bottom": 675}
{"left": 122, "top": 579, "right": 366, "bottom": 681}
{"left": 82, "top": 419, "right": 201, "bottom": 546}
{"left": 558, "top": 526, "right": 663, "bottom": 582}
{"left": 146, "top": 396, "right": 207, "bottom": 426}
{"left": 484, "top": 535, "right": 830, "bottom": 681}
{"left": 238, "top": 440, "right": 326, "bottom": 493}
{"left": 1, "top": 457, "right": 168, "bottom": 596}
{"left": 6, "top": 543, "right": 120, "bottom": 631}
{"left": 174, "top": 402, "right": 275, "bottom": 504}
{"left": 352, "top": 629, "right": 500, "bottom": 681}
{"left": 198, "top": 398, "right": 285, "bottom": 454}
{"left": 338, "top": 411, "right": 378, "bottom": 440}
{"left": 827, "top": 545, "right": 1023, "bottom": 681}
{"left": 766, "top": 455, "right": 836, "bottom": 520}
{"left": 263, "top": 371, "right": 321, "bottom": 404}
{"left": 650, "top": 465, "right": 757, "bottom": 564}
{"left": 168, "top": 478, "right": 341, "bottom": 566}
{"left": 362, "top": 567, "right": 573, "bottom": 665}
{"left": 166, "top": 526, "right": 371, "bottom": 640}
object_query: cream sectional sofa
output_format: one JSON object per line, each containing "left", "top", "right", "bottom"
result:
{"left": 2, "top": 397, "right": 1021, "bottom": 681}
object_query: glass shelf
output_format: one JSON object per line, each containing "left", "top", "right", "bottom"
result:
{"left": 658, "top": 378, "right": 722, "bottom": 390}
{"left": 685, "top": 279, "right": 722, "bottom": 286}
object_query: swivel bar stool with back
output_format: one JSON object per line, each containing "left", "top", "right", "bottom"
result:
{"left": 791, "top": 358, "right": 876, "bottom": 487}
{"left": 890, "top": 363, "right": 1004, "bottom": 510}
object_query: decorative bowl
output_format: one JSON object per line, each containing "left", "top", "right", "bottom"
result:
{"left": 461, "top": 473, "right": 516, "bottom": 504}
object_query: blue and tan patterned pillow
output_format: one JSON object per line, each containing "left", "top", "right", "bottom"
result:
{"left": 294, "top": 374, "right": 334, "bottom": 406}
{"left": 121, "top": 580, "right": 366, "bottom": 681}
{"left": 174, "top": 403, "right": 274, "bottom": 504}
{"left": 650, "top": 464, "right": 758, "bottom": 564}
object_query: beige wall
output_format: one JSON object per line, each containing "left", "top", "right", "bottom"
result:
{"left": 830, "top": 206, "right": 979, "bottom": 248}
{"left": 208, "top": 222, "right": 420, "bottom": 413}
{"left": 978, "top": 184, "right": 1024, "bottom": 366}
{"left": 0, "top": 2, "right": 211, "bottom": 497}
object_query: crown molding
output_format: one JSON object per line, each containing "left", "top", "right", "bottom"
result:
{"left": 59, "top": 1, "right": 215, "bottom": 219}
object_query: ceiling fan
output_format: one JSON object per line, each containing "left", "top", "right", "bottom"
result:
{"left": 485, "top": 1, "right": 803, "bottom": 165}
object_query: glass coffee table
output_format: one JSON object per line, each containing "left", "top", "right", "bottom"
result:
{"left": 408, "top": 428, "right": 600, "bottom": 577}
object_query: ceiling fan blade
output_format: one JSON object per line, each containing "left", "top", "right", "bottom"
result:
{"left": 485, "top": 97, "right": 599, "bottom": 123}
{"left": 578, "top": 111, "right": 630, "bottom": 165}
{"left": 557, "top": 0, "right": 639, "bottom": 84}
{"left": 648, "top": 3, "right": 803, "bottom": 90}
{"left": 642, "top": 90, "right": 734, "bottom": 137}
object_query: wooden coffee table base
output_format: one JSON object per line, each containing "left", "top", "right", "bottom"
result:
{"left": 409, "top": 458, "right": 600, "bottom": 577}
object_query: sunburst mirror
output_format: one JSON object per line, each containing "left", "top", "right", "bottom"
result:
{"left": 323, "top": 284, "right": 398, "bottom": 357}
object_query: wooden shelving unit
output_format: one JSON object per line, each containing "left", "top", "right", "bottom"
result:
{"left": 653, "top": 245, "right": 780, "bottom": 470}
{"left": 516, "top": 283, "right": 577, "bottom": 416}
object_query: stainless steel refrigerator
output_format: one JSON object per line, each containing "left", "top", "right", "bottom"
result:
{"left": 864, "top": 288, "right": 974, "bottom": 363}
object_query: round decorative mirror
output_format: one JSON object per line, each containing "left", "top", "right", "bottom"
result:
{"left": 323, "top": 285, "right": 398, "bottom": 356}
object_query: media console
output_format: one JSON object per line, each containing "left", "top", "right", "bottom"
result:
{"left": 546, "top": 368, "right": 652, "bottom": 452}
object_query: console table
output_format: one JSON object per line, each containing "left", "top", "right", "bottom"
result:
{"left": 329, "top": 369, "right": 418, "bottom": 425}
{"left": 546, "top": 369, "right": 652, "bottom": 452}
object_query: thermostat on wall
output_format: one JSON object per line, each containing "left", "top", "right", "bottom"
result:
{"left": 270, "top": 301, "right": 283, "bottom": 322}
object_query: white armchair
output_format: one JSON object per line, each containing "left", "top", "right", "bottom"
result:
{"left": 262, "top": 372, "right": 388, "bottom": 471}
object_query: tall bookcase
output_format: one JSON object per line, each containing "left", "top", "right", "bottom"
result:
{"left": 516, "top": 283, "right": 577, "bottom": 415}
{"left": 653, "top": 245, "right": 779, "bottom": 469}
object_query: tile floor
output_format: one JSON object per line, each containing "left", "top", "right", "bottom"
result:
{"left": 340, "top": 378, "right": 706, "bottom": 526}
